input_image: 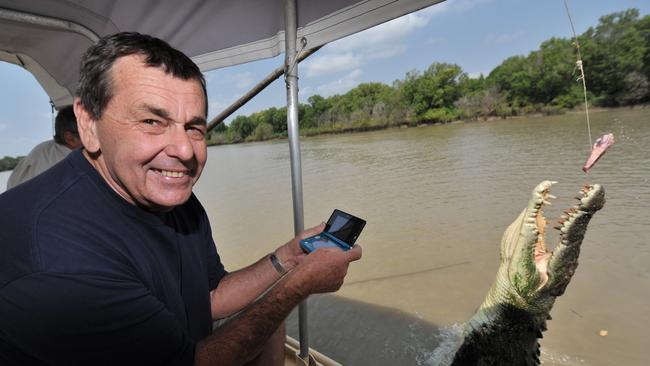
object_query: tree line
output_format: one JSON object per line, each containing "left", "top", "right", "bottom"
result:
{"left": 0, "top": 156, "right": 22, "bottom": 172}
{"left": 208, "top": 8, "right": 650, "bottom": 144}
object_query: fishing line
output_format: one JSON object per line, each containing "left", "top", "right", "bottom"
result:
{"left": 563, "top": 0, "right": 593, "bottom": 151}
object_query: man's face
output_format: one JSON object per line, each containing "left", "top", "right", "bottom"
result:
{"left": 78, "top": 55, "right": 207, "bottom": 212}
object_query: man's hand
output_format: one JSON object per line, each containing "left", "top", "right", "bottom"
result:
{"left": 273, "top": 223, "right": 325, "bottom": 271}
{"left": 199, "top": 226, "right": 362, "bottom": 365}
{"left": 286, "top": 245, "right": 362, "bottom": 296}
{"left": 274, "top": 223, "right": 363, "bottom": 296}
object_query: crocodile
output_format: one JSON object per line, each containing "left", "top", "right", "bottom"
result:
{"left": 444, "top": 180, "right": 605, "bottom": 365}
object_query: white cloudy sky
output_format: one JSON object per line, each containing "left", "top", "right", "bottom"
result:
{"left": 1, "top": 0, "right": 649, "bottom": 157}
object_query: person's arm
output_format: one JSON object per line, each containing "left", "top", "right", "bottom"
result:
{"left": 196, "top": 243, "right": 362, "bottom": 365}
{"left": 209, "top": 223, "right": 324, "bottom": 319}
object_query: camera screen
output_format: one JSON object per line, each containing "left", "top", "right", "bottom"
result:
{"left": 326, "top": 210, "right": 366, "bottom": 245}
{"left": 309, "top": 235, "right": 343, "bottom": 250}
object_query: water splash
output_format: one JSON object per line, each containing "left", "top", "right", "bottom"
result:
{"left": 421, "top": 324, "right": 463, "bottom": 366}
{"left": 419, "top": 324, "right": 589, "bottom": 366}
{"left": 540, "top": 349, "right": 587, "bottom": 365}
{"left": 612, "top": 118, "right": 641, "bottom": 148}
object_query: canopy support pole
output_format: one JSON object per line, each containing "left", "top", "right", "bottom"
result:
{"left": 283, "top": 0, "right": 309, "bottom": 359}
{"left": 0, "top": 7, "right": 100, "bottom": 42}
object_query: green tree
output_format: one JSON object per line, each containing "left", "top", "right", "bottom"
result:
{"left": 213, "top": 121, "right": 228, "bottom": 133}
{"left": 459, "top": 74, "right": 487, "bottom": 96}
{"left": 249, "top": 122, "right": 274, "bottom": 141}
{"left": 530, "top": 37, "right": 576, "bottom": 105}
{"left": 455, "top": 86, "right": 504, "bottom": 120}
{"left": 229, "top": 115, "right": 258, "bottom": 140}
{"left": 302, "top": 95, "right": 329, "bottom": 129}
{"left": 581, "top": 9, "right": 647, "bottom": 105}
{"left": 487, "top": 55, "right": 532, "bottom": 108}
{"left": 0, "top": 156, "right": 22, "bottom": 172}
{"left": 400, "top": 62, "right": 466, "bottom": 119}
{"left": 638, "top": 14, "right": 650, "bottom": 92}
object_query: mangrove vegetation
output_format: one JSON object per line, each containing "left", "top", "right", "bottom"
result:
{"left": 0, "top": 156, "right": 23, "bottom": 172}
{"left": 208, "top": 8, "right": 650, "bottom": 144}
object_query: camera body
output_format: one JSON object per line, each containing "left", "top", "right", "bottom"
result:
{"left": 300, "top": 209, "right": 366, "bottom": 253}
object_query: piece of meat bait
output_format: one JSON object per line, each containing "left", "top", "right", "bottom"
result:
{"left": 582, "top": 133, "right": 614, "bottom": 173}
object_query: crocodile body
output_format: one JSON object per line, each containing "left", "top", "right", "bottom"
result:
{"left": 450, "top": 181, "right": 605, "bottom": 365}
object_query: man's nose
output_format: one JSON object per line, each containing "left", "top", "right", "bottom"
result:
{"left": 165, "top": 125, "right": 194, "bottom": 161}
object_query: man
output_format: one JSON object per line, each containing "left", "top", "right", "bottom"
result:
{"left": 0, "top": 32, "right": 361, "bottom": 365}
{"left": 6, "top": 105, "right": 82, "bottom": 189}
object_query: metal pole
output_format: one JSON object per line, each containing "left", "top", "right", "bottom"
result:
{"left": 206, "top": 46, "right": 321, "bottom": 133}
{"left": 0, "top": 7, "right": 100, "bottom": 43}
{"left": 283, "top": 0, "right": 309, "bottom": 359}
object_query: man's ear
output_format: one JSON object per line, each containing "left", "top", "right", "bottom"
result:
{"left": 73, "top": 98, "right": 100, "bottom": 153}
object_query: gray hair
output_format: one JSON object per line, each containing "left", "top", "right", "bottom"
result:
{"left": 76, "top": 32, "right": 207, "bottom": 120}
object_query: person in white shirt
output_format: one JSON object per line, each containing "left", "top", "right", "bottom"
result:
{"left": 6, "top": 105, "right": 82, "bottom": 189}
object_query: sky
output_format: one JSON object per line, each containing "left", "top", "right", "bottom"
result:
{"left": 1, "top": 0, "right": 649, "bottom": 157}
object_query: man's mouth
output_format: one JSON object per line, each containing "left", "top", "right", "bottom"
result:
{"left": 152, "top": 168, "right": 189, "bottom": 178}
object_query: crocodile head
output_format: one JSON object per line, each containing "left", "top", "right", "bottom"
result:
{"left": 452, "top": 181, "right": 605, "bottom": 365}
{"left": 478, "top": 180, "right": 605, "bottom": 321}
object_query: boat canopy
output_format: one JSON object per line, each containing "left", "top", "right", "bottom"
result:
{"left": 0, "top": 0, "right": 443, "bottom": 108}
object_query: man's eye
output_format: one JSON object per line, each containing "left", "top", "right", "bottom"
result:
{"left": 187, "top": 126, "right": 206, "bottom": 139}
{"left": 143, "top": 119, "right": 159, "bottom": 125}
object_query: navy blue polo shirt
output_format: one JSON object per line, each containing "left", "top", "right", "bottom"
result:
{"left": 0, "top": 149, "right": 226, "bottom": 365}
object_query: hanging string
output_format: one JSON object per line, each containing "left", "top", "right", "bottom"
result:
{"left": 563, "top": 0, "right": 593, "bottom": 150}
{"left": 285, "top": 37, "right": 308, "bottom": 84}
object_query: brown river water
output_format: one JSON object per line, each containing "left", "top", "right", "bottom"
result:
{"left": 1, "top": 108, "right": 646, "bottom": 365}
{"left": 194, "top": 108, "right": 649, "bottom": 366}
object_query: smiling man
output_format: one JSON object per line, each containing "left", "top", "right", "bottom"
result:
{"left": 75, "top": 50, "right": 208, "bottom": 211}
{"left": 0, "top": 32, "right": 361, "bottom": 366}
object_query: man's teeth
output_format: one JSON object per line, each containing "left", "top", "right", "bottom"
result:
{"left": 158, "top": 169, "right": 185, "bottom": 178}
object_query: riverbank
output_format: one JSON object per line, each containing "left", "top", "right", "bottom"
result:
{"left": 1, "top": 105, "right": 644, "bottom": 171}
{"left": 207, "top": 104, "right": 647, "bottom": 147}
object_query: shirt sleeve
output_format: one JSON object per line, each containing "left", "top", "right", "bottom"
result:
{"left": 192, "top": 194, "right": 227, "bottom": 291}
{"left": 5, "top": 159, "right": 32, "bottom": 189}
{"left": 204, "top": 220, "right": 227, "bottom": 291}
{"left": 0, "top": 272, "right": 195, "bottom": 366}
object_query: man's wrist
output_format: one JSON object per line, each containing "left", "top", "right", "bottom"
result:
{"left": 269, "top": 251, "right": 288, "bottom": 276}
